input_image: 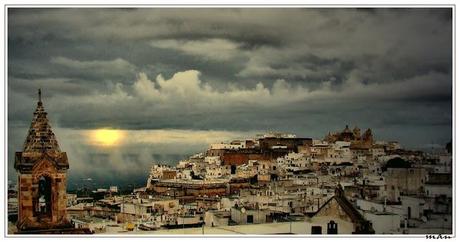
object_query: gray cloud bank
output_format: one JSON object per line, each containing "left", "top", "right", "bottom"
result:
{"left": 8, "top": 8, "right": 452, "bottom": 186}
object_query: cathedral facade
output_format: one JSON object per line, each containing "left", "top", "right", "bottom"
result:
{"left": 324, "top": 125, "right": 374, "bottom": 148}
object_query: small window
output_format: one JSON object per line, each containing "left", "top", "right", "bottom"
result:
{"left": 327, "top": 220, "right": 338, "bottom": 234}
{"left": 311, "top": 226, "right": 322, "bottom": 234}
{"left": 247, "top": 215, "right": 254, "bottom": 224}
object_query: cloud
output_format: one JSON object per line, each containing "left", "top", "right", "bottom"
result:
{"left": 10, "top": 68, "right": 446, "bottom": 137}
{"left": 151, "top": 38, "right": 243, "bottom": 61}
{"left": 106, "top": 70, "right": 312, "bottom": 111}
{"left": 50, "top": 56, "right": 137, "bottom": 80}
{"left": 127, "top": 70, "right": 452, "bottom": 107}
{"left": 9, "top": 77, "right": 90, "bottom": 97}
{"left": 8, "top": 8, "right": 452, "bottom": 87}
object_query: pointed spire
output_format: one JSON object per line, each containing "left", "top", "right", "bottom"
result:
{"left": 22, "top": 89, "right": 61, "bottom": 153}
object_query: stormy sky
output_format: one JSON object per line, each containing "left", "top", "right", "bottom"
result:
{"left": 7, "top": 8, "right": 452, "bottom": 188}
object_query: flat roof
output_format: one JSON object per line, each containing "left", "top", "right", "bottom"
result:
{"left": 107, "top": 217, "right": 353, "bottom": 235}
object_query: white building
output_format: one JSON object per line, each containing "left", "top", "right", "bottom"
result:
{"left": 204, "top": 211, "right": 230, "bottom": 227}
{"left": 277, "top": 153, "right": 312, "bottom": 172}
{"left": 210, "top": 143, "right": 245, "bottom": 150}
{"left": 205, "top": 164, "right": 229, "bottom": 179}
{"left": 230, "top": 206, "right": 270, "bottom": 225}
{"left": 109, "top": 186, "right": 118, "bottom": 193}
{"left": 362, "top": 211, "right": 401, "bottom": 234}
{"left": 329, "top": 141, "right": 352, "bottom": 163}
{"left": 401, "top": 196, "right": 426, "bottom": 220}
{"left": 356, "top": 199, "right": 403, "bottom": 234}
{"left": 204, "top": 156, "right": 222, "bottom": 165}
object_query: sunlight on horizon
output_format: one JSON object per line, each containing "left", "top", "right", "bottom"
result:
{"left": 90, "top": 129, "right": 124, "bottom": 146}
{"left": 82, "top": 128, "right": 253, "bottom": 147}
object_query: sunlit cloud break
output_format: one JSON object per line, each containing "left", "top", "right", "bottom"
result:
{"left": 81, "top": 128, "right": 253, "bottom": 147}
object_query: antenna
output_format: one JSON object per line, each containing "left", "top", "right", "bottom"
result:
{"left": 38, "top": 88, "right": 42, "bottom": 103}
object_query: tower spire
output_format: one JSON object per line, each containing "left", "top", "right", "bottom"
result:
{"left": 22, "top": 89, "right": 61, "bottom": 152}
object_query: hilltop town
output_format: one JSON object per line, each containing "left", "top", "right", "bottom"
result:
{"left": 132, "top": 127, "right": 451, "bottom": 234}
{"left": 10, "top": 128, "right": 452, "bottom": 234}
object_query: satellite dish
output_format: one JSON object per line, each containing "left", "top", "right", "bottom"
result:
{"left": 241, "top": 208, "right": 246, "bottom": 214}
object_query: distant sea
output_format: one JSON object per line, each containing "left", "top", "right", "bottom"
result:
{"left": 66, "top": 153, "right": 189, "bottom": 191}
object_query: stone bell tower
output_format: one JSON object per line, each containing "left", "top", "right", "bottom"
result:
{"left": 14, "top": 89, "right": 71, "bottom": 231}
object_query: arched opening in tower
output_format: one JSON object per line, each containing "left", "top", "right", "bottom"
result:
{"left": 35, "top": 176, "right": 52, "bottom": 218}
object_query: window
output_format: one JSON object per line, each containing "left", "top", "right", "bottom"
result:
{"left": 311, "top": 226, "right": 322, "bottom": 234}
{"left": 247, "top": 215, "right": 254, "bottom": 224}
{"left": 327, "top": 220, "right": 338, "bottom": 234}
{"left": 35, "top": 176, "right": 52, "bottom": 217}
{"left": 231, "top": 165, "right": 237, "bottom": 174}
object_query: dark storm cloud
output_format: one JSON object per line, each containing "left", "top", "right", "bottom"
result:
{"left": 7, "top": 8, "right": 452, "bottom": 183}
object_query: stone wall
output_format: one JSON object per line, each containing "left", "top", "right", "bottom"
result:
{"left": 17, "top": 158, "right": 69, "bottom": 230}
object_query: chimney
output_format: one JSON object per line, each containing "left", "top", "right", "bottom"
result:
{"left": 384, "top": 197, "right": 387, "bottom": 212}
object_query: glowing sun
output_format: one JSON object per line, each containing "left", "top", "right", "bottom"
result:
{"left": 91, "top": 129, "right": 124, "bottom": 146}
